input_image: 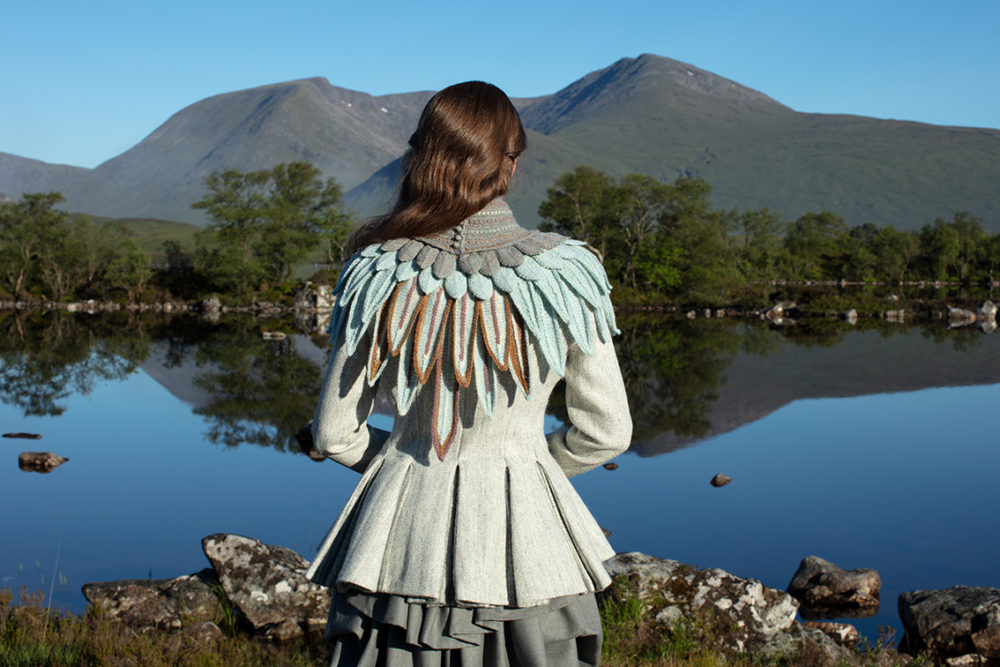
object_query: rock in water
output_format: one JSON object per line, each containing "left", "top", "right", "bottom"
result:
{"left": 18, "top": 451, "right": 68, "bottom": 472}
{"left": 710, "top": 473, "right": 732, "bottom": 487}
{"left": 81, "top": 569, "right": 222, "bottom": 630}
{"left": 603, "top": 462, "right": 619, "bottom": 470}
{"left": 947, "top": 306, "right": 977, "bottom": 326}
{"left": 978, "top": 301, "right": 998, "bottom": 321}
{"left": 898, "top": 586, "right": 1000, "bottom": 661}
{"left": 787, "top": 556, "right": 880, "bottom": 617}
{"left": 201, "top": 533, "right": 330, "bottom": 639}
{"left": 201, "top": 295, "right": 221, "bottom": 313}
{"left": 3, "top": 432, "right": 42, "bottom": 439}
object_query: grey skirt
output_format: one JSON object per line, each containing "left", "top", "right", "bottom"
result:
{"left": 326, "top": 591, "right": 602, "bottom": 666}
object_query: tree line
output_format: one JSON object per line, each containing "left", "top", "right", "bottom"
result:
{"left": 0, "top": 193, "right": 152, "bottom": 302}
{"left": 0, "top": 162, "right": 352, "bottom": 304}
{"left": 539, "top": 166, "right": 1000, "bottom": 305}
{"left": 2, "top": 161, "right": 996, "bottom": 306}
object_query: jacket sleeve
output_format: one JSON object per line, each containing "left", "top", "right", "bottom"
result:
{"left": 311, "top": 329, "right": 390, "bottom": 473}
{"left": 546, "top": 332, "right": 632, "bottom": 477}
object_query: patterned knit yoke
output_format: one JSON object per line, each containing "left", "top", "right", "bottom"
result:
{"left": 328, "top": 199, "right": 618, "bottom": 460}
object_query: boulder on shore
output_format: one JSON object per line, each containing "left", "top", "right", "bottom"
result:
{"left": 787, "top": 556, "right": 880, "bottom": 617}
{"left": 898, "top": 586, "right": 1000, "bottom": 661}
{"left": 604, "top": 552, "right": 855, "bottom": 664}
{"left": 604, "top": 552, "right": 798, "bottom": 652}
{"left": 201, "top": 533, "right": 330, "bottom": 639}
{"left": 81, "top": 569, "right": 222, "bottom": 630}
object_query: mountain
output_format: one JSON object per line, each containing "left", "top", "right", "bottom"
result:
{"left": 511, "top": 54, "right": 1000, "bottom": 229}
{"left": 4, "top": 55, "right": 1000, "bottom": 231}
{"left": 0, "top": 152, "right": 90, "bottom": 200}
{"left": 7, "top": 79, "right": 434, "bottom": 223}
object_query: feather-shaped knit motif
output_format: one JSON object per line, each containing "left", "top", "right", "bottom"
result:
{"left": 327, "top": 199, "right": 617, "bottom": 460}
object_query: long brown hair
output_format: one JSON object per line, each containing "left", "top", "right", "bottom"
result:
{"left": 346, "top": 81, "right": 526, "bottom": 255}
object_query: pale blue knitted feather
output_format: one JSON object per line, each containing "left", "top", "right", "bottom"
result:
{"left": 326, "top": 235, "right": 617, "bottom": 460}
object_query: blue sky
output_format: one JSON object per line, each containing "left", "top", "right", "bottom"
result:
{"left": 3, "top": 0, "right": 998, "bottom": 168}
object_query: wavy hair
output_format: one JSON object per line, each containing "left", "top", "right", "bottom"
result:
{"left": 346, "top": 81, "right": 526, "bottom": 255}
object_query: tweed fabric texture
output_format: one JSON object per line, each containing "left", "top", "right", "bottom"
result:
{"left": 327, "top": 198, "right": 618, "bottom": 459}
{"left": 306, "top": 200, "right": 632, "bottom": 610}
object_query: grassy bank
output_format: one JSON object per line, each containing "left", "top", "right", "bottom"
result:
{"left": 0, "top": 589, "right": 325, "bottom": 667}
{"left": 2, "top": 587, "right": 921, "bottom": 666}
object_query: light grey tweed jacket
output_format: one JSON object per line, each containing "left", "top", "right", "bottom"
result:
{"left": 305, "top": 199, "right": 632, "bottom": 609}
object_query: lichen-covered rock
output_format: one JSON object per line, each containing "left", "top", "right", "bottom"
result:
{"left": 604, "top": 552, "right": 798, "bottom": 652}
{"left": 201, "top": 533, "right": 330, "bottom": 639}
{"left": 899, "top": 586, "right": 1000, "bottom": 660}
{"left": 81, "top": 568, "right": 222, "bottom": 630}
{"left": 185, "top": 620, "right": 224, "bottom": 641}
{"left": 787, "top": 556, "right": 880, "bottom": 616}
{"left": 803, "top": 620, "right": 860, "bottom": 646}
{"left": 760, "top": 622, "right": 858, "bottom": 665}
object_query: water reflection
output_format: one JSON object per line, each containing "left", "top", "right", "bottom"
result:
{"left": 186, "top": 320, "right": 323, "bottom": 451}
{"left": 614, "top": 314, "right": 742, "bottom": 441}
{"left": 0, "top": 311, "right": 150, "bottom": 416}
{"left": 1, "top": 311, "right": 997, "bottom": 457}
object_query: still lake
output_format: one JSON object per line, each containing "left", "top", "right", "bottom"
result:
{"left": 1, "top": 310, "right": 998, "bottom": 640}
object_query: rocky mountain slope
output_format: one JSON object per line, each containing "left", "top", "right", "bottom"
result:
{"left": 4, "top": 54, "right": 999, "bottom": 230}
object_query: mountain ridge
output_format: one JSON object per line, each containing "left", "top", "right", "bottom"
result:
{"left": 3, "top": 54, "right": 998, "bottom": 231}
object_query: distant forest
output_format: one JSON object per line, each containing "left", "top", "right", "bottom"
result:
{"left": 1, "top": 161, "right": 996, "bottom": 308}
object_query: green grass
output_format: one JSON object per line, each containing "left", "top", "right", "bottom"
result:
{"left": 2, "top": 585, "right": 926, "bottom": 666}
{"left": 119, "top": 218, "right": 200, "bottom": 259}
{"left": 0, "top": 588, "right": 325, "bottom": 667}
{"left": 68, "top": 212, "right": 202, "bottom": 262}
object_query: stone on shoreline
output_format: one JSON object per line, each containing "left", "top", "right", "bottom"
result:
{"left": 81, "top": 568, "right": 222, "bottom": 630}
{"left": 803, "top": 620, "right": 859, "bottom": 646}
{"left": 201, "top": 533, "right": 330, "bottom": 640}
{"left": 787, "top": 556, "right": 882, "bottom": 618}
{"left": 977, "top": 300, "right": 997, "bottom": 318}
{"left": 884, "top": 309, "right": 905, "bottom": 322}
{"left": 787, "top": 556, "right": 880, "bottom": 617}
{"left": 948, "top": 306, "right": 978, "bottom": 326}
{"left": 898, "top": 586, "right": 1000, "bottom": 661}
{"left": 604, "top": 552, "right": 799, "bottom": 653}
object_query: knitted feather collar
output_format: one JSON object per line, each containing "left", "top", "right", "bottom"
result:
{"left": 329, "top": 199, "right": 617, "bottom": 460}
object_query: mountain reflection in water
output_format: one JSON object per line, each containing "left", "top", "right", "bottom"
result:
{"left": 1, "top": 309, "right": 998, "bottom": 641}
{"left": 2, "top": 311, "right": 999, "bottom": 454}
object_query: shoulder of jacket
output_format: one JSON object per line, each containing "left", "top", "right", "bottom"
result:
{"left": 327, "top": 232, "right": 618, "bottom": 362}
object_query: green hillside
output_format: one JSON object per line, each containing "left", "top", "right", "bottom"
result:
{"left": 71, "top": 214, "right": 201, "bottom": 261}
